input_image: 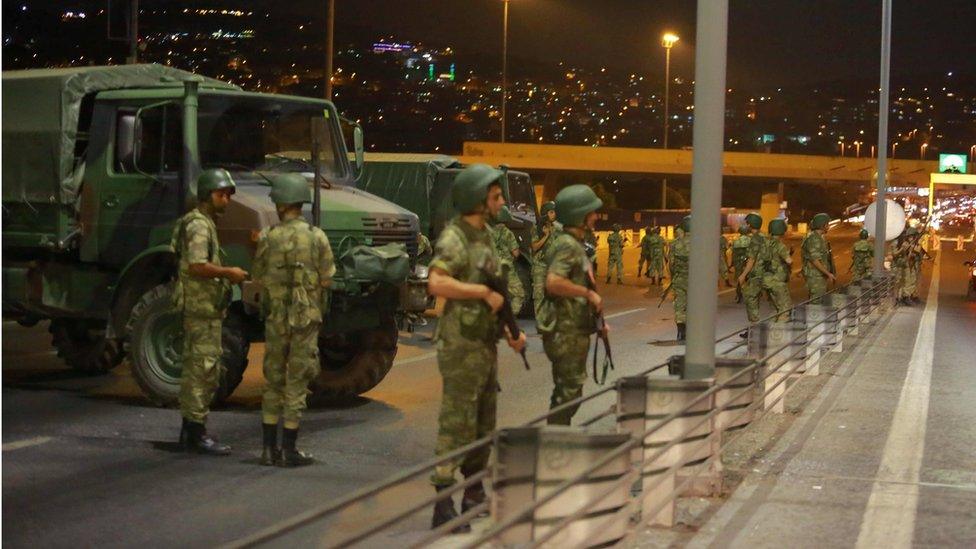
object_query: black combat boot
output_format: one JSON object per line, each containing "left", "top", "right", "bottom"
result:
{"left": 260, "top": 423, "right": 281, "bottom": 466}
{"left": 179, "top": 418, "right": 192, "bottom": 449}
{"left": 279, "top": 428, "right": 314, "bottom": 467}
{"left": 432, "top": 483, "right": 472, "bottom": 533}
{"left": 184, "top": 421, "right": 231, "bottom": 456}
{"left": 461, "top": 479, "right": 490, "bottom": 518}
{"left": 676, "top": 323, "right": 686, "bottom": 342}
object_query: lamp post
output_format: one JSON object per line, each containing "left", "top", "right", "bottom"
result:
{"left": 854, "top": 140, "right": 862, "bottom": 157}
{"left": 324, "top": 0, "right": 335, "bottom": 100}
{"left": 501, "top": 0, "right": 511, "bottom": 143}
{"left": 920, "top": 142, "right": 928, "bottom": 159}
{"left": 660, "top": 32, "right": 679, "bottom": 209}
{"left": 892, "top": 141, "right": 899, "bottom": 157}
{"left": 838, "top": 140, "right": 845, "bottom": 156}
{"left": 970, "top": 144, "right": 975, "bottom": 159}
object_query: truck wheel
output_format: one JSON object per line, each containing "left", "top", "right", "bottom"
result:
{"left": 310, "top": 320, "right": 398, "bottom": 403}
{"left": 126, "top": 283, "right": 249, "bottom": 407}
{"left": 49, "top": 319, "right": 124, "bottom": 374}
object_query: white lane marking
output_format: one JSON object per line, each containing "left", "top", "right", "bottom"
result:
{"left": 3, "top": 436, "right": 53, "bottom": 452}
{"left": 393, "top": 351, "right": 437, "bottom": 367}
{"left": 605, "top": 307, "right": 647, "bottom": 319}
{"left": 718, "top": 288, "right": 736, "bottom": 296}
{"left": 855, "top": 257, "right": 940, "bottom": 549}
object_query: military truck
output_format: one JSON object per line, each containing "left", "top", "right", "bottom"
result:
{"left": 2, "top": 65, "right": 425, "bottom": 405}
{"left": 357, "top": 153, "right": 538, "bottom": 314}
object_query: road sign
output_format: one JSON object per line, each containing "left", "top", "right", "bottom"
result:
{"left": 938, "top": 154, "right": 968, "bottom": 174}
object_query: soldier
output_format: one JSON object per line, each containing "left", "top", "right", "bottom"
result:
{"left": 850, "top": 229, "right": 874, "bottom": 282}
{"left": 736, "top": 213, "right": 766, "bottom": 324}
{"left": 801, "top": 213, "right": 835, "bottom": 300}
{"left": 731, "top": 225, "right": 753, "bottom": 303}
{"left": 251, "top": 174, "right": 334, "bottom": 467}
{"left": 719, "top": 231, "right": 733, "bottom": 287}
{"left": 605, "top": 223, "right": 626, "bottom": 284}
{"left": 583, "top": 226, "right": 599, "bottom": 273}
{"left": 426, "top": 164, "right": 527, "bottom": 530}
{"left": 668, "top": 216, "right": 691, "bottom": 342}
{"left": 489, "top": 205, "right": 526, "bottom": 315}
{"left": 645, "top": 226, "right": 667, "bottom": 286}
{"left": 758, "top": 219, "right": 793, "bottom": 321}
{"left": 532, "top": 201, "right": 560, "bottom": 317}
{"left": 417, "top": 232, "right": 433, "bottom": 266}
{"left": 171, "top": 169, "right": 248, "bottom": 455}
{"left": 537, "top": 185, "right": 607, "bottom": 426}
{"left": 637, "top": 226, "right": 654, "bottom": 279}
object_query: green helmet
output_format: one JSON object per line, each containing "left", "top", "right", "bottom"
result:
{"left": 268, "top": 173, "right": 311, "bottom": 205}
{"left": 494, "top": 205, "right": 513, "bottom": 223}
{"left": 453, "top": 164, "right": 502, "bottom": 214}
{"left": 738, "top": 225, "right": 751, "bottom": 235}
{"left": 768, "top": 218, "right": 787, "bottom": 236}
{"left": 905, "top": 225, "right": 918, "bottom": 236}
{"left": 612, "top": 223, "right": 622, "bottom": 231}
{"left": 679, "top": 215, "right": 691, "bottom": 233}
{"left": 810, "top": 213, "right": 831, "bottom": 230}
{"left": 554, "top": 185, "right": 603, "bottom": 227}
{"left": 859, "top": 229, "right": 869, "bottom": 239}
{"left": 197, "top": 168, "right": 236, "bottom": 201}
{"left": 744, "top": 212, "right": 763, "bottom": 230}
{"left": 541, "top": 201, "right": 556, "bottom": 216}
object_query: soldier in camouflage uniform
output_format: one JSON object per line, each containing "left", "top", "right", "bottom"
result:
{"left": 171, "top": 169, "right": 248, "bottom": 456}
{"left": 801, "top": 213, "right": 836, "bottom": 300}
{"left": 637, "top": 226, "right": 654, "bottom": 279}
{"left": 645, "top": 227, "right": 667, "bottom": 285}
{"left": 417, "top": 232, "right": 433, "bottom": 266}
{"left": 669, "top": 216, "right": 691, "bottom": 342}
{"left": 538, "top": 185, "right": 606, "bottom": 425}
{"left": 719, "top": 232, "right": 733, "bottom": 287}
{"left": 850, "top": 229, "right": 874, "bottom": 282}
{"left": 532, "top": 201, "right": 560, "bottom": 317}
{"left": 605, "top": 223, "right": 626, "bottom": 284}
{"left": 731, "top": 225, "right": 753, "bottom": 303}
{"left": 584, "top": 226, "right": 598, "bottom": 273}
{"left": 426, "top": 164, "right": 526, "bottom": 531}
{"left": 758, "top": 219, "right": 793, "bottom": 321}
{"left": 737, "top": 213, "right": 765, "bottom": 323}
{"left": 252, "top": 174, "right": 335, "bottom": 467}
{"left": 489, "top": 205, "right": 526, "bottom": 315}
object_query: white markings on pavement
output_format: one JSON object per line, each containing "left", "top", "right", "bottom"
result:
{"left": 2, "top": 436, "right": 52, "bottom": 452}
{"left": 392, "top": 351, "right": 437, "bottom": 367}
{"left": 855, "top": 257, "right": 940, "bottom": 549}
{"left": 605, "top": 307, "right": 647, "bottom": 319}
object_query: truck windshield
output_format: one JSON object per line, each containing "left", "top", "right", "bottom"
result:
{"left": 197, "top": 95, "right": 345, "bottom": 180}
{"left": 507, "top": 172, "right": 536, "bottom": 218}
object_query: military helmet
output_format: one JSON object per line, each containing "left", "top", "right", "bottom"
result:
{"left": 541, "top": 201, "right": 556, "bottom": 216}
{"left": 679, "top": 215, "right": 691, "bottom": 233}
{"left": 859, "top": 228, "right": 869, "bottom": 239}
{"left": 738, "top": 225, "right": 751, "bottom": 235}
{"left": 905, "top": 225, "right": 918, "bottom": 236}
{"left": 495, "top": 204, "right": 513, "bottom": 223}
{"left": 744, "top": 212, "right": 763, "bottom": 230}
{"left": 810, "top": 212, "right": 831, "bottom": 230}
{"left": 613, "top": 223, "right": 622, "bottom": 231}
{"left": 268, "top": 173, "right": 312, "bottom": 205}
{"left": 197, "top": 168, "right": 236, "bottom": 201}
{"left": 768, "top": 218, "right": 787, "bottom": 236}
{"left": 453, "top": 164, "right": 502, "bottom": 214}
{"left": 554, "top": 185, "right": 603, "bottom": 227}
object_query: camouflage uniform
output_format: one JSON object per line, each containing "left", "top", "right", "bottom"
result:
{"left": 801, "top": 231, "right": 833, "bottom": 299}
{"left": 669, "top": 233, "right": 690, "bottom": 323}
{"left": 532, "top": 223, "right": 561, "bottom": 317}
{"left": 606, "top": 231, "right": 625, "bottom": 282}
{"left": 851, "top": 239, "right": 874, "bottom": 281}
{"left": 429, "top": 217, "right": 501, "bottom": 486}
{"left": 417, "top": 233, "right": 433, "bottom": 265}
{"left": 758, "top": 236, "right": 793, "bottom": 321}
{"left": 537, "top": 232, "right": 596, "bottom": 425}
{"left": 584, "top": 227, "right": 598, "bottom": 271}
{"left": 646, "top": 232, "right": 666, "bottom": 279}
{"left": 719, "top": 236, "right": 731, "bottom": 280}
{"left": 171, "top": 208, "right": 231, "bottom": 423}
{"left": 490, "top": 222, "right": 526, "bottom": 315}
{"left": 252, "top": 217, "right": 335, "bottom": 426}
{"left": 742, "top": 233, "right": 767, "bottom": 322}
{"left": 731, "top": 232, "right": 753, "bottom": 282}
{"left": 638, "top": 231, "right": 654, "bottom": 277}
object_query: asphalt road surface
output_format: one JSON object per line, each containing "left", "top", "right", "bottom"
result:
{"left": 3, "top": 225, "right": 910, "bottom": 547}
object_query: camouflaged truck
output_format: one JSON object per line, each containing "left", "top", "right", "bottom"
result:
{"left": 2, "top": 65, "right": 426, "bottom": 405}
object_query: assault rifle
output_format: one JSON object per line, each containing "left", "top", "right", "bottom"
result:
{"left": 586, "top": 271, "right": 614, "bottom": 385}
{"left": 483, "top": 264, "right": 530, "bottom": 370}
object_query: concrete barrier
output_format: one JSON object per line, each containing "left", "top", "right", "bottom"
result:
{"left": 747, "top": 321, "right": 809, "bottom": 413}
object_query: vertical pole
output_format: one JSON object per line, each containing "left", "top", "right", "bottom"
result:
{"left": 128, "top": 0, "right": 139, "bottom": 64}
{"left": 325, "top": 0, "right": 335, "bottom": 100}
{"left": 873, "top": 0, "right": 892, "bottom": 275}
{"left": 661, "top": 46, "right": 671, "bottom": 209}
{"left": 684, "top": 0, "right": 728, "bottom": 379}
{"left": 501, "top": 0, "right": 509, "bottom": 143}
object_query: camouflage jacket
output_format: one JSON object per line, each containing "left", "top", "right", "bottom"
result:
{"left": 852, "top": 240, "right": 874, "bottom": 268}
{"left": 490, "top": 223, "right": 520, "bottom": 268}
{"left": 537, "top": 232, "right": 596, "bottom": 335}
{"left": 607, "top": 231, "right": 625, "bottom": 257}
{"left": 171, "top": 208, "right": 230, "bottom": 319}
{"left": 745, "top": 233, "right": 768, "bottom": 280}
{"left": 731, "top": 234, "right": 753, "bottom": 270}
{"left": 669, "top": 234, "right": 690, "bottom": 279}
{"left": 645, "top": 233, "right": 666, "bottom": 258}
{"left": 801, "top": 231, "right": 834, "bottom": 277}
{"left": 252, "top": 217, "right": 335, "bottom": 328}
{"left": 757, "top": 236, "right": 791, "bottom": 282}
{"left": 533, "top": 222, "right": 561, "bottom": 266}
{"left": 430, "top": 217, "right": 501, "bottom": 345}
{"left": 417, "top": 233, "right": 433, "bottom": 265}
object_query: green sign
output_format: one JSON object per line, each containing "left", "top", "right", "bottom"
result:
{"left": 938, "top": 153, "right": 968, "bottom": 174}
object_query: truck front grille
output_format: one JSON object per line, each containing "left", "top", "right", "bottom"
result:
{"left": 362, "top": 216, "right": 418, "bottom": 259}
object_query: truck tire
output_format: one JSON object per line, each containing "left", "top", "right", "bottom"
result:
{"left": 126, "top": 283, "right": 249, "bottom": 407}
{"left": 49, "top": 319, "right": 124, "bottom": 374}
{"left": 310, "top": 319, "right": 398, "bottom": 404}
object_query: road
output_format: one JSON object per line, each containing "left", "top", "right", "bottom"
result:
{"left": 2, "top": 225, "right": 892, "bottom": 547}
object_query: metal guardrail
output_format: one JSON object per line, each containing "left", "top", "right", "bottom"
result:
{"left": 222, "top": 275, "right": 895, "bottom": 549}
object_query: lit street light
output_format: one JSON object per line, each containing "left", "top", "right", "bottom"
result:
{"left": 660, "top": 31, "right": 679, "bottom": 209}
{"left": 920, "top": 142, "right": 929, "bottom": 159}
{"left": 854, "top": 140, "right": 862, "bottom": 157}
{"left": 838, "top": 140, "right": 845, "bottom": 156}
{"left": 970, "top": 144, "right": 975, "bottom": 159}
{"left": 892, "top": 141, "right": 899, "bottom": 157}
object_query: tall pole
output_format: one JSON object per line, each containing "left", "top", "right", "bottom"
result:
{"left": 325, "top": 0, "right": 335, "bottom": 100}
{"left": 661, "top": 39, "right": 673, "bottom": 209}
{"left": 127, "top": 0, "right": 139, "bottom": 64}
{"left": 684, "top": 1, "right": 728, "bottom": 379}
{"left": 501, "top": 0, "right": 510, "bottom": 143}
{"left": 873, "top": 0, "right": 892, "bottom": 275}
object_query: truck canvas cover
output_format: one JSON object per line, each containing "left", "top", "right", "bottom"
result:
{"left": 358, "top": 153, "right": 462, "bottom": 236}
{"left": 2, "top": 64, "right": 234, "bottom": 208}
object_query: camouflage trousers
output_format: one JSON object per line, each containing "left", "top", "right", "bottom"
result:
{"left": 507, "top": 269, "right": 526, "bottom": 317}
{"left": 606, "top": 254, "right": 624, "bottom": 281}
{"left": 805, "top": 273, "right": 828, "bottom": 301}
{"left": 646, "top": 255, "right": 665, "bottom": 277}
{"left": 180, "top": 316, "right": 223, "bottom": 423}
{"left": 672, "top": 277, "right": 688, "bottom": 324}
{"left": 542, "top": 331, "right": 591, "bottom": 426}
{"left": 431, "top": 341, "right": 498, "bottom": 486}
{"left": 262, "top": 320, "right": 321, "bottom": 426}
{"left": 637, "top": 254, "right": 651, "bottom": 277}
{"left": 532, "top": 261, "right": 546, "bottom": 318}
{"left": 852, "top": 264, "right": 873, "bottom": 282}
{"left": 762, "top": 276, "right": 793, "bottom": 322}
{"left": 897, "top": 266, "right": 918, "bottom": 298}
{"left": 742, "top": 277, "right": 764, "bottom": 323}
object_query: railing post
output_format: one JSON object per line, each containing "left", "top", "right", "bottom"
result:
{"left": 713, "top": 358, "right": 757, "bottom": 433}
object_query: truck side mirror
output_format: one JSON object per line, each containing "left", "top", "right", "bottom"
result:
{"left": 353, "top": 125, "right": 365, "bottom": 179}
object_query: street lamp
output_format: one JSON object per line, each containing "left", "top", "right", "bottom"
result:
{"left": 661, "top": 31, "right": 679, "bottom": 209}
{"left": 892, "top": 141, "right": 899, "bottom": 157}
{"left": 970, "top": 144, "right": 975, "bottom": 159}
{"left": 920, "top": 142, "right": 928, "bottom": 159}
{"left": 501, "top": 0, "right": 511, "bottom": 143}
{"left": 854, "top": 140, "right": 862, "bottom": 157}
{"left": 838, "top": 140, "right": 845, "bottom": 156}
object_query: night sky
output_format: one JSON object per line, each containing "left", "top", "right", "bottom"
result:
{"left": 313, "top": 0, "right": 976, "bottom": 88}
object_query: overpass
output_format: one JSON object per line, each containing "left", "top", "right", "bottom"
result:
{"left": 459, "top": 141, "right": 937, "bottom": 187}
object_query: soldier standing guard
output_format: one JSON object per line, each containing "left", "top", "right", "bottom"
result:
{"left": 537, "top": 185, "right": 607, "bottom": 425}
{"left": 719, "top": 231, "right": 732, "bottom": 287}
{"left": 737, "top": 213, "right": 765, "bottom": 324}
{"left": 731, "top": 225, "right": 753, "bottom": 303}
{"left": 758, "top": 219, "right": 793, "bottom": 321}
{"left": 850, "top": 229, "right": 874, "bottom": 282}
{"left": 637, "top": 226, "right": 654, "bottom": 279}
{"left": 171, "top": 168, "right": 248, "bottom": 455}
{"left": 252, "top": 174, "right": 335, "bottom": 467}
{"left": 646, "top": 227, "right": 667, "bottom": 285}
{"left": 669, "top": 216, "right": 691, "bottom": 342}
{"left": 605, "top": 223, "right": 626, "bottom": 284}
{"left": 801, "top": 213, "right": 836, "bottom": 300}
{"left": 427, "top": 164, "right": 526, "bottom": 531}
{"left": 532, "top": 201, "right": 560, "bottom": 317}
{"left": 489, "top": 205, "right": 526, "bottom": 315}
